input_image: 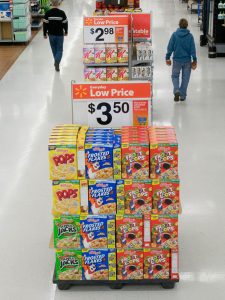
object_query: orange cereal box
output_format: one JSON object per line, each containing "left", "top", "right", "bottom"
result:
{"left": 117, "top": 249, "right": 143, "bottom": 280}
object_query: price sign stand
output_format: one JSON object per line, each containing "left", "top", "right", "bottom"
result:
{"left": 71, "top": 81, "right": 152, "bottom": 127}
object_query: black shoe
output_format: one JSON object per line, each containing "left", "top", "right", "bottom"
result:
{"left": 174, "top": 92, "right": 180, "bottom": 102}
{"left": 55, "top": 62, "right": 60, "bottom": 72}
{"left": 180, "top": 97, "right": 186, "bottom": 101}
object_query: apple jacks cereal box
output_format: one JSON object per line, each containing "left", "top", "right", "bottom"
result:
{"left": 88, "top": 180, "right": 117, "bottom": 214}
{"left": 52, "top": 180, "right": 80, "bottom": 216}
{"left": 82, "top": 249, "right": 116, "bottom": 280}
{"left": 80, "top": 215, "right": 115, "bottom": 249}
{"left": 83, "top": 44, "right": 95, "bottom": 64}
{"left": 116, "top": 215, "right": 143, "bottom": 249}
{"left": 124, "top": 180, "right": 152, "bottom": 215}
{"left": 106, "top": 44, "right": 117, "bottom": 64}
{"left": 150, "top": 215, "right": 178, "bottom": 249}
{"left": 54, "top": 216, "right": 80, "bottom": 249}
{"left": 55, "top": 249, "right": 82, "bottom": 280}
{"left": 117, "top": 249, "right": 143, "bottom": 280}
{"left": 144, "top": 249, "right": 170, "bottom": 279}
{"left": 152, "top": 179, "right": 180, "bottom": 215}
{"left": 94, "top": 44, "right": 106, "bottom": 63}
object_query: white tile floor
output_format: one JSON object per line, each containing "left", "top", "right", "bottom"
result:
{"left": 0, "top": 0, "right": 225, "bottom": 299}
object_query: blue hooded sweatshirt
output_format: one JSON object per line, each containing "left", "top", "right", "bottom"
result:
{"left": 166, "top": 28, "right": 197, "bottom": 63}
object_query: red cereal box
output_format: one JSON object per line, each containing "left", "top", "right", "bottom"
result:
{"left": 151, "top": 215, "right": 178, "bottom": 249}
{"left": 106, "top": 44, "right": 117, "bottom": 64}
{"left": 94, "top": 44, "right": 106, "bottom": 64}
{"left": 144, "top": 248, "right": 170, "bottom": 279}
{"left": 117, "top": 249, "right": 143, "bottom": 280}
{"left": 118, "top": 67, "right": 129, "bottom": 81}
{"left": 152, "top": 179, "right": 180, "bottom": 214}
{"left": 95, "top": 68, "right": 106, "bottom": 81}
{"left": 84, "top": 68, "right": 95, "bottom": 81}
{"left": 117, "top": 44, "right": 128, "bottom": 63}
{"left": 124, "top": 180, "right": 152, "bottom": 214}
{"left": 116, "top": 215, "right": 143, "bottom": 249}
{"left": 106, "top": 67, "right": 118, "bottom": 81}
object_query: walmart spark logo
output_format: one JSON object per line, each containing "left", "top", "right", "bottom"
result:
{"left": 74, "top": 85, "right": 88, "bottom": 98}
{"left": 85, "top": 18, "right": 93, "bottom": 26}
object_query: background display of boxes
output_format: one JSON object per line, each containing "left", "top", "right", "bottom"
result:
{"left": 84, "top": 67, "right": 129, "bottom": 82}
{"left": 132, "top": 66, "right": 153, "bottom": 79}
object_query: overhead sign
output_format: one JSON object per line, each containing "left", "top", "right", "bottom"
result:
{"left": 132, "top": 13, "right": 151, "bottom": 39}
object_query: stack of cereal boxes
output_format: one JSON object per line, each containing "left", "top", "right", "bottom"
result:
{"left": 49, "top": 125, "right": 179, "bottom": 282}
{"left": 83, "top": 43, "right": 129, "bottom": 81}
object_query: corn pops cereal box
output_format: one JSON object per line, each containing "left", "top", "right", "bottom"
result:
{"left": 118, "top": 67, "right": 129, "bottom": 81}
{"left": 117, "top": 44, "right": 128, "bottom": 63}
{"left": 94, "top": 44, "right": 106, "bottom": 63}
{"left": 84, "top": 68, "right": 95, "bottom": 81}
{"left": 117, "top": 249, "right": 143, "bottom": 280}
{"left": 116, "top": 215, "right": 143, "bottom": 249}
{"left": 83, "top": 44, "right": 95, "bottom": 64}
{"left": 124, "top": 180, "right": 152, "bottom": 215}
{"left": 54, "top": 216, "right": 80, "bottom": 249}
{"left": 106, "top": 44, "right": 117, "bottom": 64}
{"left": 106, "top": 67, "right": 118, "bottom": 81}
{"left": 80, "top": 215, "right": 115, "bottom": 249}
{"left": 52, "top": 180, "right": 80, "bottom": 216}
{"left": 144, "top": 248, "right": 170, "bottom": 279}
{"left": 82, "top": 249, "right": 116, "bottom": 280}
{"left": 55, "top": 249, "right": 82, "bottom": 280}
{"left": 152, "top": 179, "right": 180, "bottom": 215}
{"left": 95, "top": 67, "right": 106, "bottom": 81}
{"left": 88, "top": 180, "right": 117, "bottom": 215}
{"left": 49, "top": 143, "right": 77, "bottom": 180}
{"left": 151, "top": 215, "right": 178, "bottom": 249}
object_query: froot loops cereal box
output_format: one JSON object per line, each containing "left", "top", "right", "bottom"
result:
{"left": 117, "top": 249, "right": 143, "bottom": 280}
{"left": 144, "top": 248, "right": 170, "bottom": 279}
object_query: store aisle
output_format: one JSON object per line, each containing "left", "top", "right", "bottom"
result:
{"left": 0, "top": 0, "right": 225, "bottom": 300}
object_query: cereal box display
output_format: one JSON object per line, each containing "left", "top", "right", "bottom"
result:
{"left": 83, "top": 44, "right": 95, "bottom": 64}
{"left": 54, "top": 216, "right": 80, "bottom": 249}
{"left": 116, "top": 180, "right": 125, "bottom": 215}
{"left": 150, "top": 215, "right": 178, "bottom": 249}
{"left": 106, "top": 44, "right": 117, "bottom": 64}
{"left": 95, "top": 68, "right": 106, "bottom": 81}
{"left": 149, "top": 127, "right": 178, "bottom": 180}
{"left": 117, "top": 44, "right": 128, "bottom": 63}
{"left": 82, "top": 249, "right": 116, "bottom": 280}
{"left": 80, "top": 215, "right": 115, "bottom": 249}
{"left": 122, "top": 126, "right": 149, "bottom": 179}
{"left": 152, "top": 179, "right": 180, "bottom": 214}
{"left": 124, "top": 180, "right": 152, "bottom": 215}
{"left": 116, "top": 215, "right": 143, "bottom": 249}
{"left": 94, "top": 44, "right": 106, "bottom": 63}
{"left": 88, "top": 180, "right": 117, "bottom": 214}
{"left": 52, "top": 180, "right": 80, "bottom": 216}
{"left": 106, "top": 67, "right": 118, "bottom": 81}
{"left": 118, "top": 67, "right": 129, "bottom": 81}
{"left": 55, "top": 249, "right": 82, "bottom": 280}
{"left": 143, "top": 249, "right": 170, "bottom": 279}
{"left": 84, "top": 68, "right": 95, "bottom": 81}
{"left": 117, "top": 249, "right": 143, "bottom": 280}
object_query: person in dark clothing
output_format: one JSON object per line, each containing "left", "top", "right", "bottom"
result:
{"left": 43, "top": 0, "right": 68, "bottom": 71}
{"left": 166, "top": 18, "right": 197, "bottom": 102}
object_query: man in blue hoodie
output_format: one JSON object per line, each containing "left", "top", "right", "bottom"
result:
{"left": 166, "top": 18, "right": 197, "bottom": 102}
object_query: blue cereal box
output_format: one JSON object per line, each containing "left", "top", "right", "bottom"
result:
{"left": 88, "top": 180, "right": 117, "bottom": 214}
{"left": 82, "top": 249, "right": 116, "bottom": 280}
{"left": 80, "top": 215, "right": 115, "bottom": 249}
{"left": 85, "top": 143, "right": 114, "bottom": 179}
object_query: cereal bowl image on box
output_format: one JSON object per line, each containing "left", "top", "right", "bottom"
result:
{"left": 144, "top": 249, "right": 170, "bottom": 279}
{"left": 56, "top": 250, "right": 82, "bottom": 280}
{"left": 117, "top": 249, "right": 143, "bottom": 280}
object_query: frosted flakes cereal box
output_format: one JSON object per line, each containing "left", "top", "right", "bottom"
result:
{"left": 106, "top": 67, "right": 118, "bottom": 81}
{"left": 152, "top": 179, "right": 180, "bottom": 215}
{"left": 83, "top": 44, "right": 95, "bottom": 64}
{"left": 117, "top": 249, "right": 143, "bottom": 280}
{"left": 82, "top": 249, "right": 116, "bottom": 280}
{"left": 52, "top": 180, "right": 80, "bottom": 215}
{"left": 88, "top": 180, "right": 117, "bottom": 214}
{"left": 94, "top": 44, "right": 106, "bottom": 63}
{"left": 113, "top": 131, "right": 122, "bottom": 179}
{"left": 144, "top": 248, "right": 170, "bottom": 279}
{"left": 116, "top": 215, "right": 143, "bottom": 249}
{"left": 84, "top": 68, "right": 95, "bottom": 81}
{"left": 118, "top": 67, "right": 129, "bottom": 81}
{"left": 49, "top": 144, "right": 77, "bottom": 180}
{"left": 80, "top": 215, "right": 115, "bottom": 249}
{"left": 55, "top": 249, "right": 82, "bottom": 280}
{"left": 117, "top": 44, "right": 128, "bottom": 63}
{"left": 106, "top": 44, "right": 117, "bottom": 64}
{"left": 151, "top": 214, "right": 178, "bottom": 249}
{"left": 54, "top": 216, "right": 80, "bottom": 249}
{"left": 95, "top": 67, "right": 106, "bottom": 81}
{"left": 124, "top": 180, "right": 152, "bottom": 215}
{"left": 116, "top": 180, "right": 125, "bottom": 215}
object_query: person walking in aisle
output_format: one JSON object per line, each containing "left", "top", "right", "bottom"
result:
{"left": 166, "top": 18, "right": 197, "bottom": 102}
{"left": 43, "top": 0, "right": 68, "bottom": 72}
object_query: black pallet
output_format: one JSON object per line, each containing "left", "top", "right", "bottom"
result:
{"left": 53, "top": 269, "right": 179, "bottom": 290}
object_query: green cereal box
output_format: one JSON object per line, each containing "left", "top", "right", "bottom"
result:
{"left": 55, "top": 249, "right": 82, "bottom": 280}
{"left": 116, "top": 180, "right": 125, "bottom": 215}
{"left": 54, "top": 216, "right": 80, "bottom": 249}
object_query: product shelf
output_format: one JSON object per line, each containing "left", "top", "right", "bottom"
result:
{"left": 84, "top": 63, "right": 129, "bottom": 67}
{"left": 132, "top": 59, "right": 153, "bottom": 66}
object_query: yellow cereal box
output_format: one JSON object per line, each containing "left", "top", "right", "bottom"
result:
{"left": 52, "top": 180, "right": 80, "bottom": 216}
